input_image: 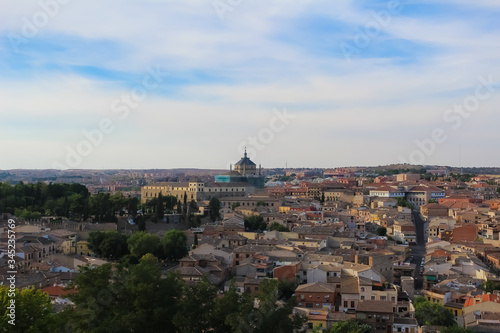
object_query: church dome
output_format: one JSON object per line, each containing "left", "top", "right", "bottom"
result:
{"left": 235, "top": 150, "right": 256, "bottom": 166}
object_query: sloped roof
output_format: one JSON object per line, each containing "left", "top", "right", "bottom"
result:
{"left": 295, "top": 282, "right": 337, "bottom": 293}
{"left": 356, "top": 300, "right": 393, "bottom": 313}
{"left": 464, "top": 294, "right": 500, "bottom": 308}
{"left": 235, "top": 151, "right": 256, "bottom": 166}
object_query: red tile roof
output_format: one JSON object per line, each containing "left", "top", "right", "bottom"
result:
{"left": 464, "top": 294, "right": 500, "bottom": 308}
{"left": 42, "top": 286, "right": 77, "bottom": 297}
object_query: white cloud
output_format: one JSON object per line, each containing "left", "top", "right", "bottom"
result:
{"left": 1, "top": 0, "right": 499, "bottom": 168}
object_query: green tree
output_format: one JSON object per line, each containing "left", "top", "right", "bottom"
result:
{"left": 127, "top": 196, "right": 140, "bottom": 216}
{"left": 414, "top": 296, "right": 456, "bottom": 326}
{"left": 209, "top": 197, "right": 221, "bottom": 222}
{"left": 136, "top": 214, "right": 146, "bottom": 231}
{"left": 89, "top": 231, "right": 129, "bottom": 260}
{"left": 110, "top": 192, "right": 128, "bottom": 216}
{"left": 162, "top": 229, "right": 188, "bottom": 261}
{"left": 127, "top": 231, "right": 160, "bottom": 258}
{"left": 176, "top": 199, "right": 182, "bottom": 215}
{"left": 211, "top": 281, "right": 248, "bottom": 333}
{"left": 64, "top": 258, "right": 182, "bottom": 333}
{"left": 238, "top": 279, "right": 307, "bottom": 333}
{"left": 277, "top": 278, "right": 295, "bottom": 300}
{"left": 193, "top": 234, "right": 198, "bottom": 249}
{"left": 182, "top": 192, "right": 188, "bottom": 221}
{"left": 376, "top": 227, "right": 387, "bottom": 236}
{"left": 440, "top": 327, "right": 473, "bottom": 333}
{"left": 163, "top": 195, "right": 177, "bottom": 211}
{"left": 480, "top": 279, "right": 500, "bottom": 293}
{"left": 156, "top": 192, "right": 165, "bottom": 220}
{"left": 396, "top": 197, "right": 414, "bottom": 210}
{"left": 87, "top": 230, "right": 107, "bottom": 257}
{"left": 173, "top": 278, "right": 217, "bottom": 333}
{"left": 0, "top": 286, "right": 54, "bottom": 333}
{"left": 269, "top": 222, "right": 289, "bottom": 232}
{"left": 245, "top": 215, "right": 266, "bottom": 231}
{"left": 326, "top": 319, "right": 371, "bottom": 333}
{"left": 187, "top": 200, "right": 199, "bottom": 227}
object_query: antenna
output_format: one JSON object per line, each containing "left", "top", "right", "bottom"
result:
{"left": 459, "top": 141, "right": 462, "bottom": 175}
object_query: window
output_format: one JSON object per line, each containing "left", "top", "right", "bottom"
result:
{"left": 361, "top": 296, "right": 365, "bottom": 300}
{"left": 361, "top": 287, "right": 365, "bottom": 292}
{"left": 351, "top": 301, "right": 355, "bottom": 308}
{"left": 344, "top": 301, "right": 348, "bottom": 307}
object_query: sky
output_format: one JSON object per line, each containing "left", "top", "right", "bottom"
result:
{"left": 1, "top": 0, "right": 500, "bottom": 170}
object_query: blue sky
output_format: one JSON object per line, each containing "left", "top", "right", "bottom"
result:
{"left": 1, "top": 0, "right": 499, "bottom": 170}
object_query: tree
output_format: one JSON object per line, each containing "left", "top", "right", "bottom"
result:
{"left": 89, "top": 231, "right": 129, "bottom": 260}
{"left": 245, "top": 215, "right": 266, "bottom": 231}
{"left": 326, "top": 319, "right": 371, "bottom": 333}
{"left": 187, "top": 200, "right": 199, "bottom": 227}
{"left": 277, "top": 278, "right": 295, "bottom": 300}
{"left": 163, "top": 195, "right": 177, "bottom": 211}
{"left": 110, "top": 192, "right": 128, "bottom": 216}
{"left": 0, "top": 286, "right": 54, "bottom": 332}
{"left": 64, "top": 258, "right": 182, "bottom": 333}
{"left": 209, "top": 197, "right": 221, "bottom": 222}
{"left": 176, "top": 200, "right": 182, "bottom": 215}
{"left": 242, "top": 279, "right": 307, "bottom": 333}
{"left": 173, "top": 278, "right": 217, "bottom": 333}
{"left": 193, "top": 234, "right": 198, "bottom": 249}
{"left": 162, "top": 229, "right": 188, "bottom": 261}
{"left": 211, "top": 281, "right": 248, "bottom": 333}
{"left": 182, "top": 192, "right": 188, "bottom": 221}
{"left": 88, "top": 230, "right": 108, "bottom": 257}
{"left": 99, "top": 232, "right": 129, "bottom": 260}
{"left": 440, "top": 327, "right": 473, "bottom": 333}
{"left": 414, "top": 296, "right": 456, "bottom": 326}
{"left": 127, "top": 196, "right": 139, "bottom": 216}
{"left": 136, "top": 214, "right": 146, "bottom": 231}
{"left": 127, "top": 231, "right": 160, "bottom": 258}
{"left": 89, "top": 192, "right": 115, "bottom": 222}
{"left": 376, "top": 226, "right": 387, "bottom": 236}
{"left": 480, "top": 280, "right": 500, "bottom": 293}
{"left": 396, "top": 197, "right": 414, "bottom": 210}
{"left": 156, "top": 193, "right": 164, "bottom": 220}
{"left": 269, "top": 222, "right": 289, "bottom": 232}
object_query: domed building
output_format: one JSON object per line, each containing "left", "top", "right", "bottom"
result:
{"left": 214, "top": 149, "right": 265, "bottom": 188}
{"left": 234, "top": 149, "right": 257, "bottom": 176}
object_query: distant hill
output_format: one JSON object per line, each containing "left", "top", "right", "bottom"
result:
{"left": 340, "top": 164, "right": 500, "bottom": 175}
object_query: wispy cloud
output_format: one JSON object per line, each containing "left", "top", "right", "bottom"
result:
{"left": 1, "top": 0, "right": 499, "bottom": 169}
